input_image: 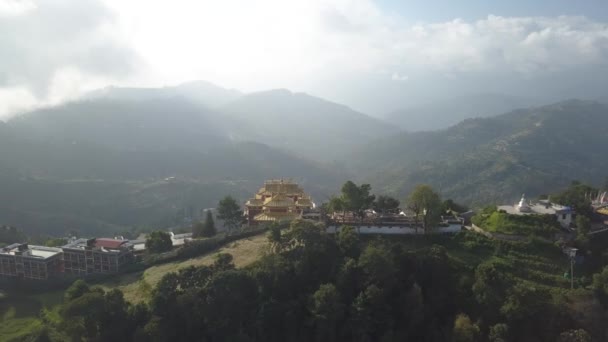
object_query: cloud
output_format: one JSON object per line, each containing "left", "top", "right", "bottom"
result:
{"left": 391, "top": 73, "right": 409, "bottom": 81}
{"left": 0, "top": 0, "right": 138, "bottom": 116}
{"left": 2, "top": 0, "right": 608, "bottom": 117}
{"left": 0, "top": 0, "right": 36, "bottom": 16}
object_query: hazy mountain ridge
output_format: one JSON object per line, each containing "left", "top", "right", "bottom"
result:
{"left": 2, "top": 81, "right": 607, "bottom": 235}
{"left": 84, "top": 80, "right": 243, "bottom": 108}
{"left": 354, "top": 99, "right": 608, "bottom": 204}
{"left": 220, "top": 88, "right": 398, "bottom": 160}
{"left": 386, "top": 93, "right": 543, "bottom": 131}
{"left": 0, "top": 91, "right": 351, "bottom": 235}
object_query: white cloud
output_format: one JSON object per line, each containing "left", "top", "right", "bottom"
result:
{"left": 391, "top": 73, "right": 409, "bottom": 81}
{"left": 2, "top": 0, "right": 608, "bottom": 118}
{"left": 0, "top": 0, "right": 36, "bottom": 16}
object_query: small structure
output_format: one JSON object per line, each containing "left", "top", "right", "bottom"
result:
{"left": 245, "top": 179, "right": 314, "bottom": 225}
{"left": 0, "top": 243, "right": 63, "bottom": 280}
{"left": 170, "top": 232, "right": 193, "bottom": 247}
{"left": 61, "top": 238, "right": 134, "bottom": 275}
{"left": 498, "top": 194, "right": 573, "bottom": 229}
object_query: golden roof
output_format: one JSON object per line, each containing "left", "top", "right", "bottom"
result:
{"left": 263, "top": 193, "right": 295, "bottom": 208}
{"left": 246, "top": 198, "right": 264, "bottom": 206}
{"left": 257, "top": 179, "right": 305, "bottom": 196}
{"left": 296, "top": 198, "right": 313, "bottom": 207}
{"left": 254, "top": 212, "right": 300, "bottom": 222}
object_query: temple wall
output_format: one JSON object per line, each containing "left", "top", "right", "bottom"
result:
{"left": 327, "top": 224, "right": 462, "bottom": 235}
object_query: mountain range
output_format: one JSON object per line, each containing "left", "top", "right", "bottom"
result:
{"left": 353, "top": 99, "right": 608, "bottom": 205}
{"left": 1, "top": 81, "right": 607, "bottom": 237}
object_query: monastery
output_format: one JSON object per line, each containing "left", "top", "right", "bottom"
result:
{"left": 245, "top": 179, "right": 315, "bottom": 225}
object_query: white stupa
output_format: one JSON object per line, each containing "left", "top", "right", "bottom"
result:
{"left": 516, "top": 194, "right": 531, "bottom": 212}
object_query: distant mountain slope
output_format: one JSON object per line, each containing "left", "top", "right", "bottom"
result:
{"left": 85, "top": 80, "right": 242, "bottom": 108}
{"left": 353, "top": 100, "right": 608, "bottom": 205}
{"left": 221, "top": 89, "right": 398, "bottom": 161}
{"left": 0, "top": 98, "right": 346, "bottom": 236}
{"left": 7, "top": 98, "right": 229, "bottom": 152}
{"left": 385, "top": 93, "right": 541, "bottom": 131}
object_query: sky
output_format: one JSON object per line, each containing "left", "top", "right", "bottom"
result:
{"left": 1, "top": 0, "right": 608, "bottom": 118}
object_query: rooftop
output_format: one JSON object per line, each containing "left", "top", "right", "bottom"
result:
{"left": 62, "top": 238, "right": 133, "bottom": 252}
{"left": 0, "top": 243, "right": 62, "bottom": 259}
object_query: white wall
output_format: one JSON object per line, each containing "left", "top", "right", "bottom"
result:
{"left": 327, "top": 224, "right": 462, "bottom": 235}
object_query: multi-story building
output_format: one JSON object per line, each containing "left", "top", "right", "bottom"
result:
{"left": 61, "top": 238, "right": 134, "bottom": 275}
{"left": 0, "top": 243, "right": 63, "bottom": 280}
{"left": 245, "top": 179, "right": 314, "bottom": 225}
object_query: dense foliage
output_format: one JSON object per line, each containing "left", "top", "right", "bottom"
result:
{"left": 352, "top": 100, "right": 608, "bottom": 205}
{"left": 472, "top": 207, "right": 561, "bottom": 238}
{"left": 194, "top": 211, "right": 217, "bottom": 238}
{"left": 217, "top": 196, "right": 243, "bottom": 233}
{"left": 19, "top": 220, "right": 608, "bottom": 341}
{"left": 145, "top": 231, "right": 173, "bottom": 253}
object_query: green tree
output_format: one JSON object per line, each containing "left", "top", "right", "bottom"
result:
{"left": 340, "top": 181, "right": 375, "bottom": 226}
{"left": 552, "top": 182, "right": 596, "bottom": 217}
{"left": 453, "top": 313, "right": 480, "bottom": 342}
{"left": 488, "top": 323, "right": 509, "bottom": 342}
{"left": 372, "top": 195, "right": 400, "bottom": 214}
{"left": 217, "top": 196, "right": 243, "bottom": 234}
{"left": 310, "top": 283, "right": 344, "bottom": 342}
{"left": 442, "top": 199, "right": 468, "bottom": 214}
{"left": 557, "top": 329, "right": 591, "bottom": 342}
{"left": 337, "top": 225, "right": 360, "bottom": 258}
{"left": 65, "top": 279, "right": 90, "bottom": 301}
{"left": 145, "top": 231, "right": 172, "bottom": 253}
{"left": 198, "top": 210, "right": 217, "bottom": 237}
{"left": 407, "top": 184, "right": 442, "bottom": 233}
{"left": 44, "top": 237, "right": 67, "bottom": 247}
{"left": 592, "top": 265, "right": 608, "bottom": 300}
{"left": 212, "top": 252, "right": 235, "bottom": 271}
{"left": 576, "top": 215, "right": 590, "bottom": 237}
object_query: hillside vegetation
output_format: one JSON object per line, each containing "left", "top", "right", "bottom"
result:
{"left": 353, "top": 100, "right": 608, "bottom": 205}
{"left": 10, "top": 220, "right": 608, "bottom": 341}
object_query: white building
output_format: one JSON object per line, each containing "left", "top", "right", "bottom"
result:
{"left": 497, "top": 194, "right": 574, "bottom": 229}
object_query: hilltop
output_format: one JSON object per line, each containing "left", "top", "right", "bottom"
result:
{"left": 352, "top": 99, "right": 608, "bottom": 205}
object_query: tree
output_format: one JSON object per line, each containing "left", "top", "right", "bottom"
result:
{"left": 442, "top": 199, "right": 468, "bottom": 214}
{"left": 44, "top": 237, "right": 67, "bottom": 247}
{"left": 591, "top": 265, "right": 608, "bottom": 302}
{"left": 337, "top": 226, "right": 360, "bottom": 258}
{"left": 453, "top": 313, "right": 480, "bottom": 342}
{"left": 328, "top": 196, "right": 346, "bottom": 221}
{"left": 372, "top": 195, "right": 400, "bottom": 214}
{"left": 488, "top": 323, "right": 509, "bottom": 342}
{"left": 407, "top": 184, "right": 442, "bottom": 233}
{"left": 310, "top": 284, "right": 344, "bottom": 342}
{"left": 145, "top": 231, "right": 172, "bottom": 253}
{"left": 217, "top": 196, "right": 243, "bottom": 234}
{"left": 552, "top": 182, "right": 596, "bottom": 218}
{"left": 200, "top": 210, "right": 217, "bottom": 237}
{"left": 65, "top": 279, "right": 91, "bottom": 301}
{"left": 575, "top": 215, "right": 591, "bottom": 247}
{"left": 557, "top": 329, "right": 591, "bottom": 342}
{"left": 340, "top": 181, "right": 375, "bottom": 225}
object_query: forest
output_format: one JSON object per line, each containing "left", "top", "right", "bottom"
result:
{"left": 11, "top": 219, "right": 607, "bottom": 342}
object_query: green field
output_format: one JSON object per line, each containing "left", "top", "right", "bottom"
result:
{"left": 0, "top": 290, "right": 63, "bottom": 341}
{"left": 97, "top": 233, "right": 269, "bottom": 303}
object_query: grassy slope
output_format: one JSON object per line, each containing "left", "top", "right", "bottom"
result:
{"left": 0, "top": 233, "right": 268, "bottom": 339}
{"left": 0, "top": 291, "right": 64, "bottom": 341}
{"left": 98, "top": 233, "right": 269, "bottom": 303}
